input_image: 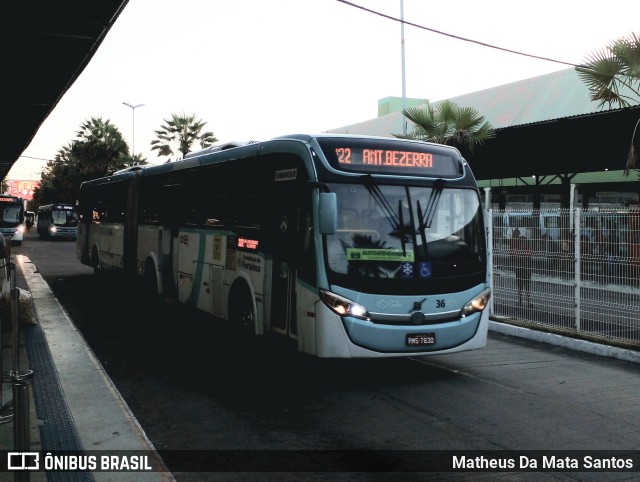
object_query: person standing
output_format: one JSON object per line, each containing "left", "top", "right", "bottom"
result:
{"left": 511, "top": 227, "right": 533, "bottom": 306}
{"left": 0, "top": 232, "right": 9, "bottom": 285}
{"left": 0, "top": 232, "right": 8, "bottom": 262}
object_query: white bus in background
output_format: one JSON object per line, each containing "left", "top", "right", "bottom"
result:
{"left": 500, "top": 210, "right": 564, "bottom": 241}
{"left": 0, "top": 194, "right": 25, "bottom": 245}
{"left": 498, "top": 208, "right": 634, "bottom": 257}
{"left": 37, "top": 203, "right": 79, "bottom": 240}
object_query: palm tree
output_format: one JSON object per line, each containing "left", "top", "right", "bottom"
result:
{"left": 71, "top": 117, "right": 131, "bottom": 178}
{"left": 32, "top": 118, "right": 131, "bottom": 206}
{"left": 394, "top": 100, "right": 495, "bottom": 153}
{"left": 576, "top": 32, "right": 640, "bottom": 175}
{"left": 150, "top": 113, "right": 218, "bottom": 161}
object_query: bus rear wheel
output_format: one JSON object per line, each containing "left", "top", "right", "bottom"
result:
{"left": 144, "top": 261, "right": 160, "bottom": 303}
{"left": 229, "top": 284, "right": 256, "bottom": 337}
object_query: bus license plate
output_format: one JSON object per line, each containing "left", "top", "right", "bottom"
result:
{"left": 406, "top": 333, "right": 436, "bottom": 346}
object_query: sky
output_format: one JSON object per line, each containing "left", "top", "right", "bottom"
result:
{"left": 10, "top": 0, "right": 640, "bottom": 179}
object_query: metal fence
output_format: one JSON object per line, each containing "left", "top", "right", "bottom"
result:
{"left": 488, "top": 207, "right": 640, "bottom": 347}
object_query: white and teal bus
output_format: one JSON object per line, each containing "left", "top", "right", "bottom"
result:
{"left": 37, "top": 203, "right": 79, "bottom": 240}
{"left": 77, "top": 134, "right": 490, "bottom": 358}
{"left": 0, "top": 194, "right": 25, "bottom": 245}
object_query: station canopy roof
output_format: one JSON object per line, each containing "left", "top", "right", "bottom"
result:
{"left": 1, "top": 0, "right": 129, "bottom": 182}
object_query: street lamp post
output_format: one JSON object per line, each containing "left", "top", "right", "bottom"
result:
{"left": 122, "top": 102, "right": 144, "bottom": 159}
{"left": 400, "top": 0, "right": 407, "bottom": 136}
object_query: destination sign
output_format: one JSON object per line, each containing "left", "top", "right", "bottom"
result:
{"left": 237, "top": 237, "right": 259, "bottom": 250}
{"left": 337, "top": 148, "right": 433, "bottom": 168}
{"left": 317, "top": 138, "right": 462, "bottom": 178}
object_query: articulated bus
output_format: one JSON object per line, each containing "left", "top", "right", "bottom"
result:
{"left": 37, "top": 203, "right": 79, "bottom": 240}
{"left": 77, "top": 134, "right": 490, "bottom": 358}
{"left": 0, "top": 194, "right": 25, "bottom": 245}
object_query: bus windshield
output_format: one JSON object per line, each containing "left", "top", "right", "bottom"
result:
{"left": 325, "top": 181, "right": 485, "bottom": 292}
{"left": 0, "top": 204, "right": 23, "bottom": 227}
{"left": 51, "top": 208, "right": 79, "bottom": 227}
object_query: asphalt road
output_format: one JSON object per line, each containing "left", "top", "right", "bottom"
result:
{"left": 12, "top": 229, "right": 640, "bottom": 481}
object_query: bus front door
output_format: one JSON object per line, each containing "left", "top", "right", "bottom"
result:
{"left": 270, "top": 199, "right": 298, "bottom": 337}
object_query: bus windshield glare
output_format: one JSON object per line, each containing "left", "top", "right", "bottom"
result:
{"left": 51, "top": 208, "right": 79, "bottom": 226}
{"left": 0, "top": 204, "right": 23, "bottom": 226}
{"left": 325, "top": 181, "right": 485, "bottom": 293}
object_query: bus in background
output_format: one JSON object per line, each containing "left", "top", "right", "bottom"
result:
{"left": 77, "top": 134, "right": 490, "bottom": 358}
{"left": 0, "top": 194, "right": 25, "bottom": 245}
{"left": 37, "top": 203, "right": 79, "bottom": 240}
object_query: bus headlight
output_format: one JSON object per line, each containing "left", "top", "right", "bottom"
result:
{"left": 17, "top": 226, "right": 25, "bottom": 233}
{"left": 461, "top": 288, "right": 491, "bottom": 317}
{"left": 319, "top": 290, "right": 370, "bottom": 321}
{"left": 50, "top": 226, "right": 57, "bottom": 233}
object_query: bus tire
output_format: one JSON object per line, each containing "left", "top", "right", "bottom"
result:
{"left": 228, "top": 283, "right": 256, "bottom": 337}
{"left": 144, "top": 260, "right": 160, "bottom": 303}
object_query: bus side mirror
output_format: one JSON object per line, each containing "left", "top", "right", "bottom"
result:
{"left": 318, "top": 192, "right": 337, "bottom": 235}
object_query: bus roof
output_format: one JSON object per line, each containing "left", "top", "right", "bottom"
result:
{"left": 81, "top": 134, "right": 471, "bottom": 187}
{"left": 0, "top": 193, "right": 23, "bottom": 201}
{"left": 38, "top": 203, "right": 78, "bottom": 210}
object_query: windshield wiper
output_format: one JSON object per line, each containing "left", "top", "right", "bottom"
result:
{"left": 404, "top": 186, "right": 418, "bottom": 256}
{"left": 397, "top": 199, "right": 406, "bottom": 256}
{"left": 361, "top": 174, "right": 415, "bottom": 256}
{"left": 416, "top": 200, "right": 428, "bottom": 258}
{"left": 421, "top": 178, "right": 444, "bottom": 230}
{"left": 361, "top": 175, "right": 409, "bottom": 256}
{"left": 361, "top": 175, "right": 401, "bottom": 231}
{"left": 414, "top": 179, "right": 444, "bottom": 260}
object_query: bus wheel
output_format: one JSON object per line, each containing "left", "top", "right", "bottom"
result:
{"left": 144, "top": 261, "right": 160, "bottom": 303}
{"left": 229, "top": 284, "right": 256, "bottom": 337}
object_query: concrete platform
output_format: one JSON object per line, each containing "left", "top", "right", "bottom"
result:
{"left": 2, "top": 253, "right": 639, "bottom": 481}
{"left": 1, "top": 255, "right": 175, "bottom": 482}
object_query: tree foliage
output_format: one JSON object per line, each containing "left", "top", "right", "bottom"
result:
{"left": 31, "top": 117, "right": 136, "bottom": 208}
{"left": 395, "top": 100, "right": 495, "bottom": 154}
{"left": 150, "top": 113, "right": 218, "bottom": 161}
{"left": 31, "top": 111, "right": 219, "bottom": 208}
{"left": 576, "top": 32, "right": 640, "bottom": 174}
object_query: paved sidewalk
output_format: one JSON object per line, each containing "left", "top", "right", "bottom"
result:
{"left": 1, "top": 255, "right": 175, "bottom": 482}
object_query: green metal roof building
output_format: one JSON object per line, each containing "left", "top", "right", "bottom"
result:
{"left": 329, "top": 67, "right": 640, "bottom": 208}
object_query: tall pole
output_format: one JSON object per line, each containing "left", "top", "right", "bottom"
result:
{"left": 122, "top": 102, "right": 144, "bottom": 159}
{"left": 400, "top": 0, "right": 407, "bottom": 136}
